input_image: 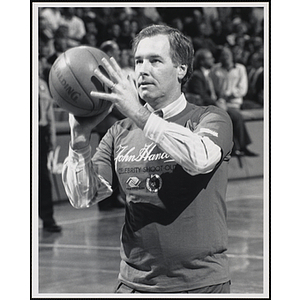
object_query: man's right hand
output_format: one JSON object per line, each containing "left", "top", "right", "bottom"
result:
{"left": 69, "top": 106, "right": 113, "bottom": 150}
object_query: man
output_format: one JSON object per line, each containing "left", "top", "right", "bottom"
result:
{"left": 62, "top": 25, "right": 233, "bottom": 293}
{"left": 39, "top": 58, "right": 61, "bottom": 232}
{"left": 186, "top": 48, "right": 257, "bottom": 157}
{"left": 184, "top": 48, "right": 217, "bottom": 106}
{"left": 245, "top": 51, "right": 264, "bottom": 108}
{"left": 59, "top": 7, "right": 86, "bottom": 46}
{"left": 210, "top": 46, "right": 247, "bottom": 110}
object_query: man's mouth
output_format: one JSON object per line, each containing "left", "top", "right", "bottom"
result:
{"left": 138, "top": 81, "right": 153, "bottom": 87}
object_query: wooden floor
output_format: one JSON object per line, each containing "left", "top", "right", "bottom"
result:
{"left": 36, "top": 177, "right": 268, "bottom": 297}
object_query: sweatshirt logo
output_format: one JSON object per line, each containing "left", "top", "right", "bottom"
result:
{"left": 146, "top": 174, "right": 162, "bottom": 193}
{"left": 115, "top": 143, "right": 173, "bottom": 165}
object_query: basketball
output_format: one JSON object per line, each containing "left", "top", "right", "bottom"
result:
{"left": 49, "top": 46, "right": 113, "bottom": 117}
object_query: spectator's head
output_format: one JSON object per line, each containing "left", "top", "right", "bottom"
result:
{"left": 171, "top": 18, "right": 184, "bottom": 32}
{"left": 132, "top": 24, "right": 194, "bottom": 85}
{"left": 131, "top": 20, "right": 139, "bottom": 36}
{"left": 252, "top": 36, "right": 263, "bottom": 51}
{"left": 235, "top": 22, "right": 248, "bottom": 35}
{"left": 198, "top": 22, "right": 208, "bottom": 36}
{"left": 220, "top": 46, "right": 234, "bottom": 67}
{"left": 110, "top": 23, "right": 121, "bottom": 39}
{"left": 194, "top": 49, "right": 215, "bottom": 70}
{"left": 192, "top": 9, "right": 203, "bottom": 24}
{"left": 39, "top": 33, "right": 52, "bottom": 58}
{"left": 61, "top": 8, "right": 76, "bottom": 20}
{"left": 120, "top": 49, "right": 134, "bottom": 69}
{"left": 85, "top": 20, "right": 98, "bottom": 35}
{"left": 250, "top": 52, "right": 263, "bottom": 69}
{"left": 121, "top": 19, "right": 131, "bottom": 35}
{"left": 212, "top": 19, "right": 223, "bottom": 33}
{"left": 81, "top": 32, "right": 97, "bottom": 47}
{"left": 54, "top": 25, "right": 69, "bottom": 53}
{"left": 235, "top": 36, "right": 246, "bottom": 48}
{"left": 100, "top": 40, "right": 121, "bottom": 63}
{"left": 39, "top": 14, "right": 50, "bottom": 33}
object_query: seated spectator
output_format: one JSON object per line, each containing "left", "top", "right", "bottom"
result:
{"left": 120, "top": 48, "right": 136, "bottom": 83}
{"left": 118, "top": 19, "right": 134, "bottom": 50}
{"left": 184, "top": 49, "right": 216, "bottom": 107}
{"left": 226, "top": 20, "right": 250, "bottom": 47}
{"left": 231, "top": 36, "right": 251, "bottom": 66}
{"left": 43, "top": 25, "right": 70, "bottom": 82}
{"left": 210, "top": 19, "right": 228, "bottom": 47}
{"left": 170, "top": 17, "right": 184, "bottom": 32}
{"left": 81, "top": 32, "right": 98, "bottom": 47}
{"left": 192, "top": 22, "right": 217, "bottom": 55}
{"left": 47, "top": 25, "right": 69, "bottom": 64}
{"left": 108, "top": 23, "right": 122, "bottom": 44}
{"left": 130, "top": 20, "right": 139, "bottom": 38}
{"left": 39, "top": 7, "right": 62, "bottom": 38}
{"left": 210, "top": 46, "right": 248, "bottom": 109}
{"left": 246, "top": 36, "right": 263, "bottom": 66}
{"left": 83, "top": 16, "right": 101, "bottom": 47}
{"left": 244, "top": 51, "right": 264, "bottom": 108}
{"left": 60, "top": 7, "right": 86, "bottom": 46}
{"left": 134, "top": 7, "right": 161, "bottom": 29}
{"left": 190, "top": 48, "right": 258, "bottom": 157}
{"left": 38, "top": 32, "right": 55, "bottom": 83}
{"left": 92, "top": 7, "right": 118, "bottom": 42}
{"left": 202, "top": 7, "right": 219, "bottom": 35}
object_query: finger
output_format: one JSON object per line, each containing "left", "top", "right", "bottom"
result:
{"left": 94, "top": 68, "right": 114, "bottom": 89}
{"left": 101, "top": 57, "right": 122, "bottom": 82}
{"left": 90, "top": 90, "right": 117, "bottom": 103}
{"left": 109, "top": 57, "right": 124, "bottom": 76}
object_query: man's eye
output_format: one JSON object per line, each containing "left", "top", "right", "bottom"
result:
{"left": 135, "top": 59, "right": 142, "bottom": 65}
{"left": 151, "top": 59, "right": 160, "bottom": 64}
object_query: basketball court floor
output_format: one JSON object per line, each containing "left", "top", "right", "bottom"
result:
{"left": 35, "top": 176, "right": 268, "bottom": 297}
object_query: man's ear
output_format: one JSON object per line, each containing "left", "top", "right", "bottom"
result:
{"left": 177, "top": 64, "right": 188, "bottom": 80}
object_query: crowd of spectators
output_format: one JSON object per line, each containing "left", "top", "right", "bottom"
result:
{"left": 38, "top": 6, "right": 264, "bottom": 109}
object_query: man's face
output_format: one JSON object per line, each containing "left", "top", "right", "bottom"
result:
{"left": 134, "top": 35, "right": 182, "bottom": 105}
{"left": 220, "top": 48, "right": 233, "bottom": 65}
{"left": 203, "top": 52, "right": 214, "bottom": 69}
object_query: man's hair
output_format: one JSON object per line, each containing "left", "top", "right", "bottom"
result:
{"left": 132, "top": 24, "right": 194, "bottom": 86}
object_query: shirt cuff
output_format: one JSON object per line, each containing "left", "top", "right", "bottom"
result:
{"left": 143, "top": 112, "right": 166, "bottom": 143}
{"left": 68, "top": 144, "right": 91, "bottom": 170}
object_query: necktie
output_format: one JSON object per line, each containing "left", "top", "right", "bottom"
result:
{"left": 206, "top": 75, "right": 217, "bottom": 101}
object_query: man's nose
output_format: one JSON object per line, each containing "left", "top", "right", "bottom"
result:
{"left": 137, "top": 61, "right": 150, "bottom": 75}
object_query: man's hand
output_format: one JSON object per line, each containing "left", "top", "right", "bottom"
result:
{"left": 69, "top": 105, "right": 113, "bottom": 150}
{"left": 90, "top": 57, "right": 150, "bottom": 129}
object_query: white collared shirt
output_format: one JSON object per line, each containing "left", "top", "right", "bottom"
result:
{"left": 145, "top": 93, "right": 187, "bottom": 119}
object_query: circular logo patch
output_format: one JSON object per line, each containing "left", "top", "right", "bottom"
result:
{"left": 146, "top": 174, "right": 162, "bottom": 193}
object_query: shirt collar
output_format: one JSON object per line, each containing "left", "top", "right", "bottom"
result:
{"left": 145, "top": 93, "right": 187, "bottom": 119}
{"left": 201, "top": 67, "right": 210, "bottom": 77}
